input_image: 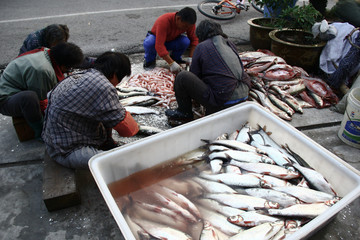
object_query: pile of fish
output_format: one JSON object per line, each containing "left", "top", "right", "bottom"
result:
{"left": 118, "top": 67, "right": 176, "bottom": 108}
{"left": 239, "top": 50, "right": 339, "bottom": 121}
{"left": 117, "top": 123, "right": 340, "bottom": 240}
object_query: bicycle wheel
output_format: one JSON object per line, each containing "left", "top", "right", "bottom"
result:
{"left": 251, "top": 1, "right": 264, "bottom": 14}
{"left": 198, "top": 0, "right": 236, "bottom": 20}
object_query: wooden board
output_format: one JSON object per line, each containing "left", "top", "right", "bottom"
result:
{"left": 42, "top": 151, "right": 81, "bottom": 211}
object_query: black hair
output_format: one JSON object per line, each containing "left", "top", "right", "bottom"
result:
{"left": 176, "top": 7, "right": 197, "bottom": 25}
{"left": 94, "top": 52, "right": 131, "bottom": 82}
{"left": 43, "top": 24, "right": 70, "bottom": 48}
{"left": 196, "top": 19, "right": 228, "bottom": 42}
{"left": 50, "top": 42, "right": 84, "bottom": 68}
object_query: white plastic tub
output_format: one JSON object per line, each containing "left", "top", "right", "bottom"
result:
{"left": 89, "top": 102, "right": 360, "bottom": 240}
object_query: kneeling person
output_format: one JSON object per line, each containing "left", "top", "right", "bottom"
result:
{"left": 42, "top": 52, "right": 139, "bottom": 169}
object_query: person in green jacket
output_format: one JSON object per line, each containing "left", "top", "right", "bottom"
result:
{"left": 0, "top": 42, "right": 84, "bottom": 139}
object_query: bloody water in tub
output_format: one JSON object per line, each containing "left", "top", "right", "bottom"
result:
{"left": 107, "top": 148, "right": 207, "bottom": 238}
{"left": 108, "top": 147, "right": 206, "bottom": 204}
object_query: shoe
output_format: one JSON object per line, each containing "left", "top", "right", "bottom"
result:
{"left": 165, "top": 109, "right": 193, "bottom": 120}
{"left": 143, "top": 59, "right": 156, "bottom": 69}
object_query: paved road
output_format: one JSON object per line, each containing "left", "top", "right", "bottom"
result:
{"left": 0, "top": 0, "right": 266, "bottom": 68}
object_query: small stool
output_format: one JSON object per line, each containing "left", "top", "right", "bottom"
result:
{"left": 12, "top": 116, "right": 35, "bottom": 142}
{"left": 42, "top": 150, "right": 81, "bottom": 211}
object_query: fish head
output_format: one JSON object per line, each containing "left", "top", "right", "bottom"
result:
{"left": 265, "top": 201, "right": 280, "bottom": 209}
{"left": 260, "top": 180, "right": 272, "bottom": 189}
{"left": 228, "top": 215, "right": 243, "bottom": 224}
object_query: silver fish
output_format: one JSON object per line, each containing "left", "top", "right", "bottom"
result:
{"left": 116, "top": 86, "right": 149, "bottom": 92}
{"left": 196, "top": 198, "right": 245, "bottom": 217}
{"left": 131, "top": 201, "right": 187, "bottom": 232}
{"left": 272, "top": 186, "right": 335, "bottom": 203}
{"left": 123, "top": 213, "right": 145, "bottom": 240}
{"left": 200, "top": 221, "right": 220, "bottom": 240}
{"left": 228, "top": 221, "right": 284, "bottom": 240}
{"left": 204, "top": 193, "right": 280, "bottom": 211}
{"left": 291, "top": 163, "right": 336, "bottom": 196}
{"left": 151, "top": 191, "right": 197, "bottom": 223}
{"left": 197, "top": 205, "right": 244, "bottom": 236}
{"left": 228, "top": 211, "right": 280, "bottom": 227}
{"left": 117, "top": 90, "right": 148, "bottom": 99}
{"left": 270, "top": 85, "right": 303, "bottom": 113}
{"left": 210, "top": 159, "right": 223, "bottom": 174}
{"left": 192, "top": 177, "right": 237, "bottom": 194}
{"left": 124, "top": 106, "right": 160, "bottom": 115}
{"left": 208, "top": 149, "right": 275, "bottom": 164}
{"left": 250, "top": 141, "right": 294, "bottom": 170}
{"left": 120, "top": 95, "right": 161, "bottom": 106}
{"left": 229, "top": 161, "right": 300, "bottom": 180}
{"left": 132, "top": 218, "right": 192, "bottom": 240}
{"left": 246, "top": 173, "right": 294, "bottom": 187}
{"left": 203, "top": 139, "right": 264, "bottom": 154}
{"left": 308, "top": 91, "right": 324, "bottom": 108}
{"left": 240, "top": 188, "right": 300, "bottom": 207}
{"left": 236, "top": 122, "right": 252, "bottom": 143}
{"left": 138, "top": 125, "right": 163, "bottom": 135}
{"left": 268, "top": 93, "right": 295, "bottom": 116}
{"left": 156, "top": 185, "right": 201, "bottom": 218}
{"left": 199, "top": 172, "right": 264, "bottom": 188}
{"left": 252, "top": 89, "right": 292, "bottom": 121}
{"left": 228, "top": 130, "right": 239, "bottom": 140}
{"left": 267, "top": 202, "right": 333, "bottom": 218}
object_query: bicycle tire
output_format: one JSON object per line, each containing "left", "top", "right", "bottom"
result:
{"left": 197, "top": 0, "right": 236, "bottom": 20}
{"left": 251, "top": 1, "right": 264, "bottom": 14}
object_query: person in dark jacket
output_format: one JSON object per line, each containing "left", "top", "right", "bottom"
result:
{"left": 0, "top": 42, "right": 84, "bottom": 139}
{"left": 19, "top": 24, "right": 69, "bottom": 56}
{"left": 165, "top": 20, "right": 250, "bottom": 124}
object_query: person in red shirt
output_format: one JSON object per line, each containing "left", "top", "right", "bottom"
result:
{"left": 143, "top": 7, "right": 199, "bottom": 73}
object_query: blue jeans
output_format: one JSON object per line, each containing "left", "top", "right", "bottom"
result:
{"left": 46, "top": 145, "right": 103, "bottom": 169}
{"left": 143, "top": 32, "right": 190, "bottom": 63}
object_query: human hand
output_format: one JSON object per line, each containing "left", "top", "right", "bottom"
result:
{"left": 183, "top": 57, "right": 192, "bottom": 65}
{"left": 170, "top": 61, "right": 182, "bottom": 73}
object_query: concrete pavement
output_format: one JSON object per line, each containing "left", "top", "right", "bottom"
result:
{"left": 1, "top": 51, "right": 360, "bottom": 240}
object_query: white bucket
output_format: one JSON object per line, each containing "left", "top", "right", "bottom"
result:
{"left": 338, "top": 87, "right": 360, "bottom": 148}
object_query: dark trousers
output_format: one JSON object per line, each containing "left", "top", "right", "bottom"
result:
{"left": 174, "top": 71, "right": 234, "bottom": 115}
{"left": 0, "top": 90, "right": 42, "bottom": 123}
